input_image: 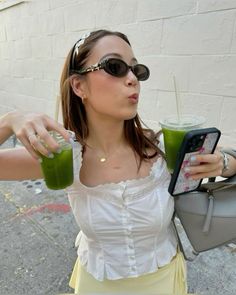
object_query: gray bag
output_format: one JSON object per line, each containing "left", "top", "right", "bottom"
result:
{"left": 174, "top": 149, "right": 236, "bottom": 254}
{"left": 175, "top": 177, "right": 236, "bottom": 253}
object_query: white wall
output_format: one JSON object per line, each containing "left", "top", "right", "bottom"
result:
{"left": 0, "top": 0, "right": 236, "bottom": 145}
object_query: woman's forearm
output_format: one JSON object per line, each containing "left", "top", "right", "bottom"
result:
{"left": 0, "top": 147, "right": 43, "bottom": 180}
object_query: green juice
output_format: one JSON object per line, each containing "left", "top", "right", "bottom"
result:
{"left": 40, "top": 146, "right": 73, "bottom": 190}
{"left": 162, "top": 128, "right": 187, "bottom": 173}
{"left": 160, "top": 115, "right": 205, "bottom": 173}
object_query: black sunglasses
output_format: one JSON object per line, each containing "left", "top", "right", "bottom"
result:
{"left": 70, "top": 58, "right": 150, "bottom": 81}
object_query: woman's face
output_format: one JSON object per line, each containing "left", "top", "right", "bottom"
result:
{"left": 79, "top": 35, "right": 141, "bottom": 122}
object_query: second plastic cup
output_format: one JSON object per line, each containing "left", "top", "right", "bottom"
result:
{"left": 40, "top": 131, "right": 74, "bottom": 190}
{"left": 159, "top": 115, "right": 205, "bottom": 173}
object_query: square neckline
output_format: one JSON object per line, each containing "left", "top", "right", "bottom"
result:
{"left": 77, "top": 144, "right": 163, "bottom": 190}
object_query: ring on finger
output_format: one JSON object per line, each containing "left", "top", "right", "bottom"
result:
{"left": 28, "top": 132, "right": 37, "bottom": 141}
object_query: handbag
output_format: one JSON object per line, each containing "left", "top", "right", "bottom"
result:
{"left": 173, "top": 149, "right": 236, "bottom": 257}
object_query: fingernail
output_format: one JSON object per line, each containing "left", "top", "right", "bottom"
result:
{"left": 184, "top": 172, "right": 190, "bottom": 178}
{"left": 190, "top": 156, "right": 196, "bottom": 162}
{"left": 47, "top": 153, "right": 54, "bottom": 159}
{"left": 181, "top": 160, "right": 189, "bottom": 169}
{"left": 184, "top": 167, "right": 190, "bottom": 172}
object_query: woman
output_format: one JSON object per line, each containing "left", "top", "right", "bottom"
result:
{"left": 1, "top": 30, "right": 236, "bottom": 294}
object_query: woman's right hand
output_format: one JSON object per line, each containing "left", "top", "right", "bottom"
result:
{"left": 7, "top": 111, "right": 71, "bottom": 160}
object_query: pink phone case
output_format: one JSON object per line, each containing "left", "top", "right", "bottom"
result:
{"left": 168, "top": 128, "right": 221, "bottom": 196}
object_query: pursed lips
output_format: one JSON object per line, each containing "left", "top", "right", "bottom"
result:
{"left": 128, "top": 93, "right": 139, "bottom": 103}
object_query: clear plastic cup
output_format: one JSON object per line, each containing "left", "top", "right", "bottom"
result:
{"left": 159, "top": 115, "right": 205, "bottom": 173}
{"left": 40, "top": 131, "right": 74, "bottom": 190}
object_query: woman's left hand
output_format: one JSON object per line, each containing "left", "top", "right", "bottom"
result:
{"left": 184, "top": 149, "right": 224, "bottom": 180}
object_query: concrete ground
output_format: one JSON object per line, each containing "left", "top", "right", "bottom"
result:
{"left": 0, "top": 139, "right": 236, "bottom": 295}
{"left": 0, "top": 180, "right": 77, "bottom": 295}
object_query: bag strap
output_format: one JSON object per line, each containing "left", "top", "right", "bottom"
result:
{"left": 200, "top": 174, "right": 236, "bottom": 191}
{"left": 171, "top": 214, "right": 199, "bottom": 261}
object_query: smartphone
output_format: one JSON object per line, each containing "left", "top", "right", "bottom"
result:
{"left": 168, "top": 127, "right": 221, "bottom": 196}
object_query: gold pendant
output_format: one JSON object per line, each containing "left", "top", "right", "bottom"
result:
{"left": 100, "top": 157, "right": 106, "bottom": 163}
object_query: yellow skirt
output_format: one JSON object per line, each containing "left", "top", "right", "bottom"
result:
{"left": 69, "top": 250, "right": 188, "bottom": 294}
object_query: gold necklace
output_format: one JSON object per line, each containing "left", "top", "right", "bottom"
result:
{"left": 83, "top": 144, "right": 109, "bottom": 163}
{"left": 93, "top": 149, "right": 108, "bottom": 163}
{"left": 88, "top": 143, "right": 124, "bottom": 163}
{"left": 99, "top": 156, "right": 107, "bottom": 163}
{"left": 97, "top": 149, "right": 111, "bottom": 162}
{"left": 97, "top": 150, "right": 113, "bottom": 163}
{"left": 96, "top": 148, "right": 112, "bottom": 163}
{"left": 98, "top": 145, "right": 129, "bottom": 163}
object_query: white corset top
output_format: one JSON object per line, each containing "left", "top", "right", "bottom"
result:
{"left": 67, "top": 142, "right": 178, "bottom": 281}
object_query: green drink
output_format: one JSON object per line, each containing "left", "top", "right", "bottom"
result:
{"left": 40, "top": 131, "right": 74, "bottom": 190}
{"left": 160, "top": 115, "right": 205, "bottom": 173}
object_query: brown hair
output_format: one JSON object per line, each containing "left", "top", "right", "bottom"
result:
{"left": 60, "top": 29, "right": 164, "bottom": 167}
